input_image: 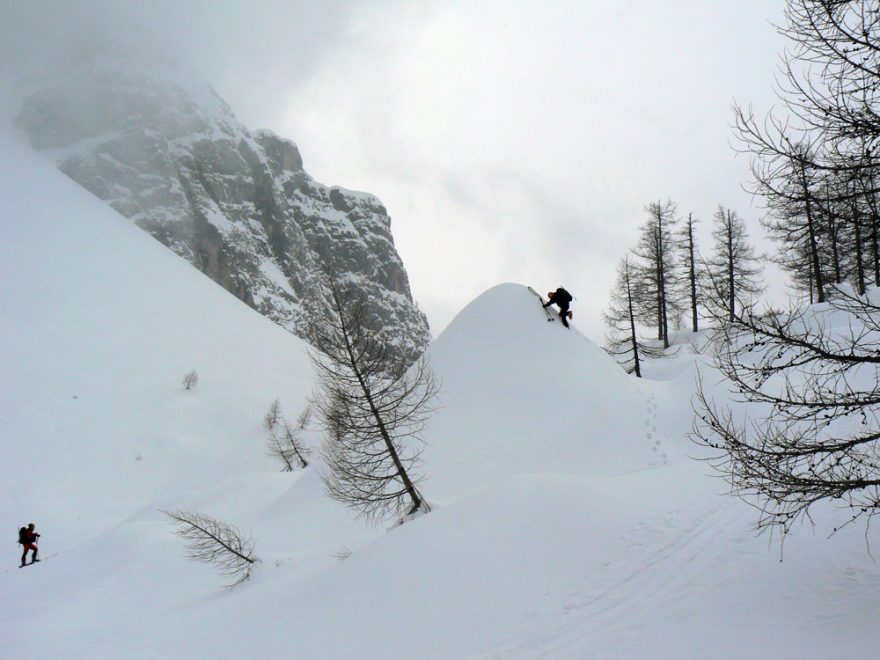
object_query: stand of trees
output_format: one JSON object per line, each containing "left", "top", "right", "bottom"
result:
{"left": 602, "top": 200, "right": 762, "bottom": 375}
{"left": 264, "top": 399, "right": 311, "bottom": 471}
{"left": 734, "top": 0, "right": 880, "bottom": 303}
{"left": 692, "top": 0, "right": 880, "bottom": 538}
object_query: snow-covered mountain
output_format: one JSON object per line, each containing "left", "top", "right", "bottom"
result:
{"left": 3, "top": 104, "right": 880, "bottom": 658}
{"left": 13, "top": 58, "right": 429, "bottom": 361}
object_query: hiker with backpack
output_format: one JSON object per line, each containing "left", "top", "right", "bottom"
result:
{"left": 544, "top": 287, "right": 574, "bottom": 328}
{"left": 18, "top": 523, "right": 40, "bottom": 566}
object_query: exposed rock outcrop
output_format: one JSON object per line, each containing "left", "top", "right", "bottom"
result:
{"left": 16, "top": 64, "right": 430, "bottom": 361}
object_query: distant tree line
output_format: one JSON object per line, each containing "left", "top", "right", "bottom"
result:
{"left": 606, "top": 5, "right": 880, "bottom": 385}
{"left": 603, "top": 200, "right": 764, "bottom": 376}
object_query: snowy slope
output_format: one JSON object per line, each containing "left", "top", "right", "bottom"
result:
{"left": 0, "top": 123, "right": 380, "bottom": 643}
{"left": 2, "top": 124, "right": 880, "bottom": 658}
{"left": 0, "top": 124, "right": 317, "bottom": 534}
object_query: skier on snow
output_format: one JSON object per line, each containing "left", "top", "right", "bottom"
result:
{"left": 544, "top": 287, "right": 573, "bottom": 328}
{"left": 19, "top": 523, "right": 40, "bottom": 566}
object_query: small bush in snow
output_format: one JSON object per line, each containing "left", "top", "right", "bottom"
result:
{"left": 264, "top": 399, "right": 310, "bottom": 471}
{"left": 267, "top": 419, "right": 311, "bottom": 471}
{"left": 182, "top": 370, "right": 199, "bottom": 390}
{"left": 296, "top": 404, "right": 312, "bottom": 430}
{"left": 263, "top": 398, "right": 281, "bottom": 431}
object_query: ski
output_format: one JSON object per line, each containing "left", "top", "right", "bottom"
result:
{"left": 527, "top": 286, "right": 556, "bottom": 322}
{"left": 17, "top": 553, "right": 57, "bottom": 568}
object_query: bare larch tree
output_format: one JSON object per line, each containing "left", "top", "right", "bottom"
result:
{"left": 694, "top": 0, "right": 880, "bottom": 540}
{"left": 734, "top": 1, "right": 880, "bottom": 304}
{"left": 263, "top": 398, "right": 281, "bottom": 431}
{"left": 182, "top": 370, "right": 199, "bottom": 391}
{"left": 692, "top": 290, "right": 880, "bottom": 537}
{"left": 701, "top": 206, "right": 764, "bottom": 323}
{"left": 632, "top": 200, "right": 681, "bottom": 348}
{"left": 163, "top": 510, "right": 257, "bottom": 587}
{"left": 603, "top": 256, "right": 664, "bottom": 377}
{"left": 677, "top": 212, "right": 701, "bottom": 333}
{"left": 264, "top": 399, "right": 310, "bottom": 471}
{"left": 268, "top": 420, "right": 311, "bottom": 471}
{"left": 309, "top": 274, "right": 437, "bottom": 525}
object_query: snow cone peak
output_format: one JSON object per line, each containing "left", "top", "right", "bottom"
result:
{"left": 423, "top": 282, "right": 657, "bottom": 501}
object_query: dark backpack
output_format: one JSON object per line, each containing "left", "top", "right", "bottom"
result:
{"left": 556, "top": 288, "right": 573, "bottom": 305}
{"left": 18, "top": 527, "right": 27, "bottom": 545}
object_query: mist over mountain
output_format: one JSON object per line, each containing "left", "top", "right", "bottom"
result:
{"left": 13, "top": 55, "right": 430, "bottom": 361}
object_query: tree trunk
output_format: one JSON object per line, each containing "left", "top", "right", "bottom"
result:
{"left": 626, "top": 269, "right": 641, "bottom": 378}
{"left": 801, "top": 166, "right": 825, "bottom": 303}
{"left": 658, "top": 215, "right": 670, "bottom": 348}
{"left": 335, "top": 290, "right": 424, "bottom": 517}
{"left": 687, "top": 215, "right": 698, "bottom": 332}
{"left": 853, "top": 199, "right": 866, "bottom": 295}
{"left": 868, "top": 189, "right": 880, "bottom": 287}
{"left": 726, "top": 210, "right": 735, "bottom": 323}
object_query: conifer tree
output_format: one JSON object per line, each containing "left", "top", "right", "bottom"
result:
{"left": 632, "top": 200, "right": 682, "bottom": 348}
{"left": 677, "top": 213, "right": 700, "bottom": 332}
{"left": 692, "top": 289, "right": 880, "bottom": 537}
{"left": 695, "top": 0, "right": 880, "bottom": 540}
{"left": 308, "top": 273, "right": 437, "bottom": 524}
{"left": 164, "top": 510, "right": 257, "bottom": 588}
{"left": 701, "top": 206, "right": 764, "bottom": 323}
{"left": 603, "top": 256, "right": 664, "bottom": 376}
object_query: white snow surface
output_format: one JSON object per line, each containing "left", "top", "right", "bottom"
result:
{"left": 2, "top": 125, "right": 880, "bottom": 659}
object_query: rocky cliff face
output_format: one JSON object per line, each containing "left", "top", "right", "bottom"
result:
{"left": 15, "top": 63, "right": 430, "bottom": 361}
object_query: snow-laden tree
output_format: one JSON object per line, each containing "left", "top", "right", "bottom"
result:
{"left": 308, "top": 273, "right": 437, "bottom": 524}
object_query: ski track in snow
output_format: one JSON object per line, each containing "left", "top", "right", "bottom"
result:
{"left": 489, "top": 502, "right": 735, "bottom": 659}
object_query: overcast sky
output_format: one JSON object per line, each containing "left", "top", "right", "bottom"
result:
{"left": 2, "top": 0, "right": 788, "bottom": 341}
